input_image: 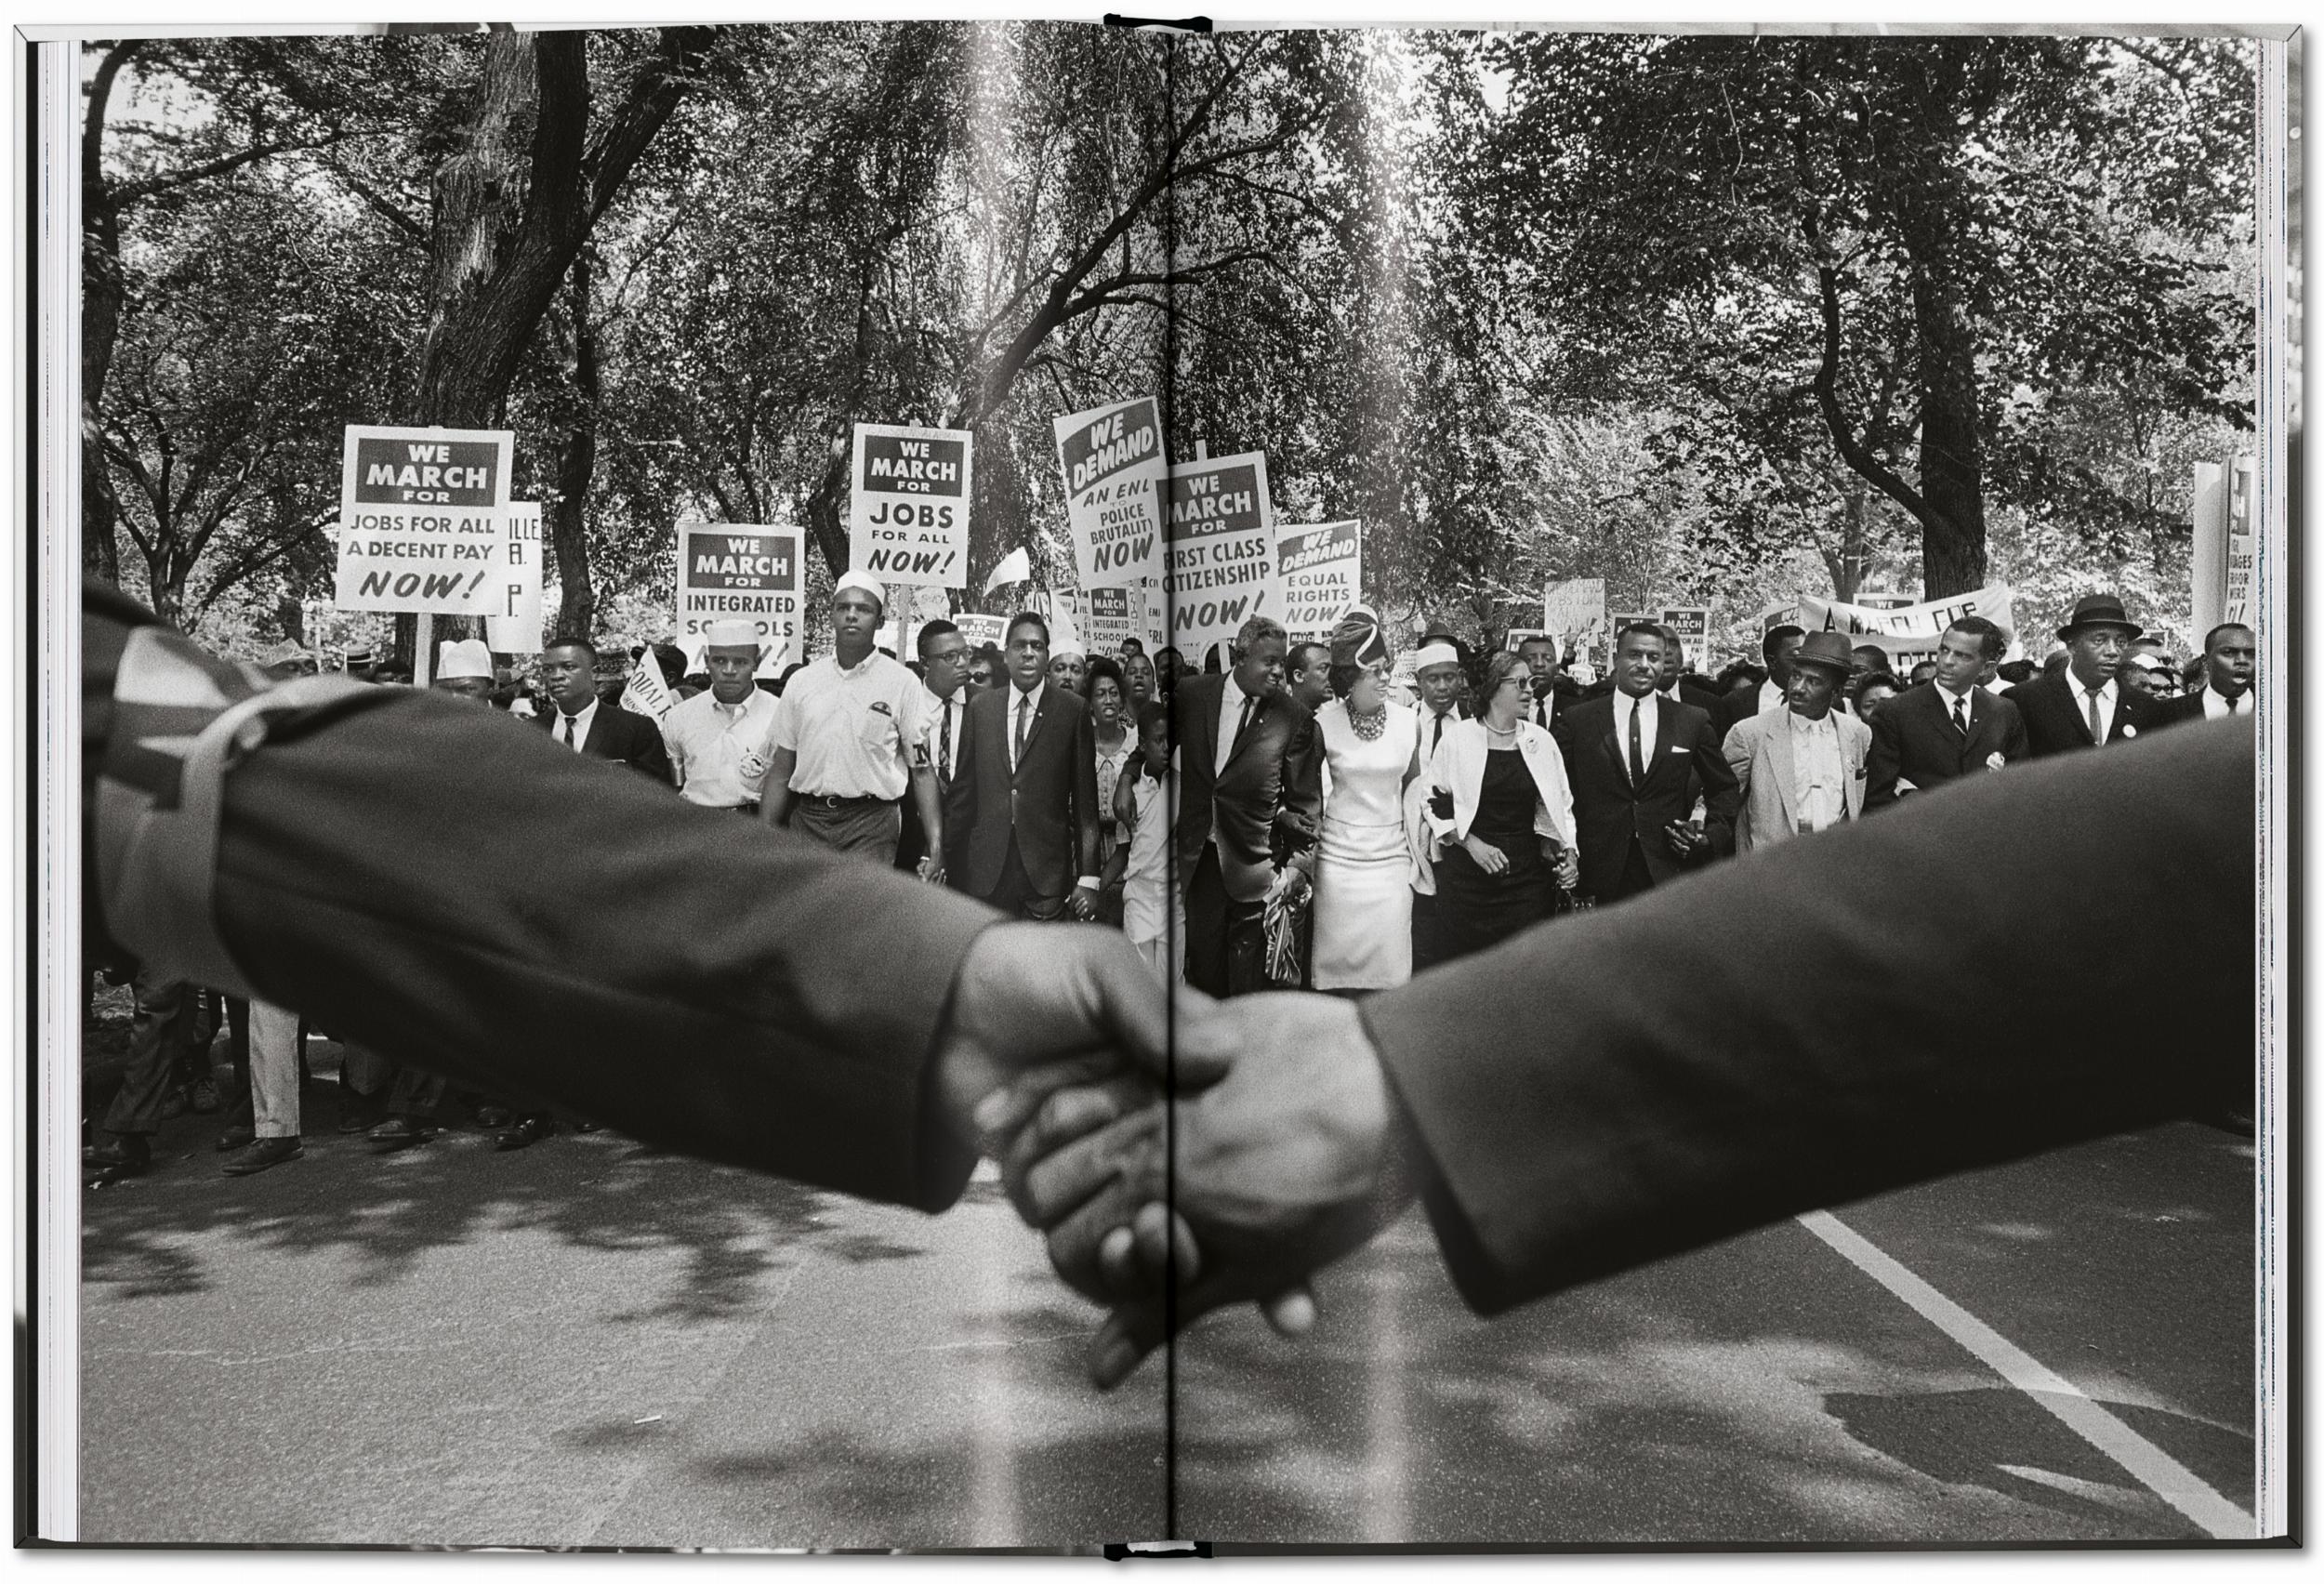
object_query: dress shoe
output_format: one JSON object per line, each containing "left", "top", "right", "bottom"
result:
{"left": 157, "top": 1086, "right": 191, "bottom": 1122}
{"left": 337, "top": 1089, "right": 389, "bottom": 1134}
{"left": 569, "top": 1118, "right": 605, "bottom": 1134}
{"left": 471, "top": 1103, "right": 513, "bottom": 1129}
{"left": 190, "top": 1076, "right": 222, "bottom": 1115}
{"left": 85, "top": 1132, "right": 150, "bottom": 1181}
{"left": 368, "top": 1116, "right": 432, "bottom": 1151}
{"left": 213, "top": 1123, "right": 256, "bottom": 1153}
{"left": 493, "top": 1115, "right": 553, "bottom": 1152}
{"left": 221, "top": 1136, "right": 303, "bottom": 1176}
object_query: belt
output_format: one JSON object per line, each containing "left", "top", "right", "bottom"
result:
{"left": 798, "top": 793, "right": 894, "bottom": 811}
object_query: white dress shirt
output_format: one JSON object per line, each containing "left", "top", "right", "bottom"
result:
{"left": 1005, "top": 681, "right": 1043, "bottom": 774}
{"left": 662, "top": 685, "right": 781, "bottom": 806}
{"left": 1934, "top": 680, "right": 1979, "bottom": 737}
{"left": 922, "top": 686, "right": 967, "bottom": 779}
{"left": 1614, "top": 687, "right": 1658, "bottom": 764}
{"left": 1786, "top": 707, "right": 1846, "bottom": 833}
{"left": 2203, "top": 685, "right": 2252, "bottom": 719}
{"left": 1757, "top": 677, "right": 1786, "bottom": 713}
{"left": 551, "top": 697, "right": 599, "bottom": 751}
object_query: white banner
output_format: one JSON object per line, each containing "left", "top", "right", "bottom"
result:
{"left": 1274, "top": 520, "right": 1359, "bottom": 641}
{"left": 849, "top": 422, "right": 971, "bottom": 587}
{"left": 623, "top": 642, "right": 675, "bottom": 721}
{"left": 1758, "top": 583, "right": 2019, "bottom": 654}
{"left": 333, "top": 424, "right": 514, "bottom": 614}
{"left": 484, "top": 501, "right": 544, "bottom": 653}
{"left": 677, "top": 523, "right": 803, "bottom": 668}
{"left": 1055, "top": 398, "right": 1166, "bottom": 587}
{"left": 1166, "top": 451, "right": 1274, "bottom": 660}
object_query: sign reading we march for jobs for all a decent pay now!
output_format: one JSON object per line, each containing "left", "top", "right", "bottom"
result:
{"left": 1167, "top": 452, "right": 1274, "bottom": 659}
{"left": 680, "top": 523, "right": 803, "bottom": 668}
{"left": 1055, "top": 398, "right": 1166, "bottom": 587}
{"left": 335, "top": 425, "right": 514, "bottom": 614}
{"left": 849, "top": 423, "right": 972, "bottom": 587}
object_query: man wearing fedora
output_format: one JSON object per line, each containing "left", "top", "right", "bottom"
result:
{"left": 1720, "top": 631, "right": 1872, "bottom": 851}
{"left": 1866, "top": 614, "right": 2027, "bottom": 810}
{"left": 2006, "top": 594, "right": 2163, "bottom": 758}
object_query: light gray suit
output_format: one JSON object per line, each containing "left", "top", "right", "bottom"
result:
{"left": 1722, "top": 705, "right": 1870, "bottom": 851}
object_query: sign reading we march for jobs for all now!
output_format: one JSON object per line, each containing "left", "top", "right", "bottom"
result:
{"left": 1167, "top": 452, "right": 1274, "bottom": 659}
{"left": 679, "top": 523, "right": 803, "bottom": 668}
{"left": 849, "top": 423, "right": 972, "bottom": 587}
{"left": 1055, "top": 398, "right": 1166, "bottom": 587}
{"left": 334, "top": 425, "right": 514, "bottom": 614}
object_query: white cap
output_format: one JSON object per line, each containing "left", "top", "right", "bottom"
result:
{"left": 705, "top": 618, "right": 760, "bottom": 650}
{"left": 1413, "top": 641, "right": 1461, "bottom": 673}
{"left": 437, "top": 638, "right": 495, "bottom": 680}
{"left": 833, "top": 569, "right": 886, "bottom": 613}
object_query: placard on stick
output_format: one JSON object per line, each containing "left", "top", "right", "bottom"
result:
{"left": 1055, "top": 398, "right": 1166, "bottom": 587}
{"left": 678, "top": 523, "right": 802, "bottom": 669}
{"left": 334, "top": 425, "right": 515, "bottom": 614}
{"left": 849, "top": 422, "right": 971, "bottom": 587}
{"left": 1166, "top": 452, "right": 1274, "bottom": 660}
{"left": 1275, "top": 520, "right": 1359, "bottom": 641}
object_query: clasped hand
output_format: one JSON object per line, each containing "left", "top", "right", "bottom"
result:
{"left": 941, "top": 929, "right": 1413, "bottom": 1389}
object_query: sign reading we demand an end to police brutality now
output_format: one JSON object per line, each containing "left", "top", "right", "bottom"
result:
{"left": 849, "top": 423, "right": 971, "bottom": 587}
{"left": 1055, "top": 397, "right": 1166, "bottom": 587}
{"left": 678, "top": 523, "right": 803, "bottom": 668}
{"left": 1167, "top": 452, "right": 1274, "bottom": 658}
{"left": 334, "top": 425, "right": 514, "bottom": 614}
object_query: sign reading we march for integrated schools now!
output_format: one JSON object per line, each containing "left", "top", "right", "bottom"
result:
{"left": 334, "top": 425, "right": 514, "bottom": 614}
{"left": 849, "top": 423, "right": 971, "bottom": 587}
{"left": 1275, "top": 521, "right": 1359, "bottom": 640}
{"left": 679, "top": 523, "right": 802, "bottom": 667}
{"left": 1167, "top": 452, "right": 1274, "bottom": 659}
{"left": 1055, "top": 398, "right": 1166, "bottom": 587}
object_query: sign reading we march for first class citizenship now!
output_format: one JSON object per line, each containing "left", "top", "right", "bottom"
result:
{"left": 679, "top": 523, "right": 802, "bottom": 668}
{"left": 1166, "top": 452, "right": 1274, "bottom": 659}
{"left": 334, "top": 425, "right": 514, "bottom": 614}
{"left": 1055, "top": 397, "right": 1166, "bottom": 587}
{"left": 849, "top": 422, "right": 972, "bottom": 587}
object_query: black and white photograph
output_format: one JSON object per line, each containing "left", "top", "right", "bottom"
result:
{"left": 22, "top": 9, "right": 2293, "bottom": 1554}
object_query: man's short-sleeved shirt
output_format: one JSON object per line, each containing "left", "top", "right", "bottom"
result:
{"left": 663, "top": 686, "right": 783, "bottom": 807}
{"left": 772, "top": 651, "right": 928, "bottom": 800}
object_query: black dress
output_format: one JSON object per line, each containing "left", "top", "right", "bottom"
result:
{"left": 1433, "top": 746, "right": 1555, "bottom": 962}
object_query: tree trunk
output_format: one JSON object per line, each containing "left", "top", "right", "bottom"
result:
{"left": 81, "top": 43, "right": 138, "bottom": 585}
{"left": 1822, "top": 478, "right": 1872, "bottom": 602}
{"left": 548, "top": 253, "right": 600, "bottom": 642}
{"left": 1909, "top": 256, "right": 1987, "bottom": 599}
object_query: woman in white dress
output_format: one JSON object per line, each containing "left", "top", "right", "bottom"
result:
{"left": 1309, "top": 614, "right": 1421, "bottom": 992}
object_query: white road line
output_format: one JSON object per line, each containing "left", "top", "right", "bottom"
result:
{"left": 1796, "top": 1208, "right": 2253, "bottom": 1539}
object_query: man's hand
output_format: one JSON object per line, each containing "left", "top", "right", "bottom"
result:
{"left": 1066, "top": 879, "right": 1100, "bottom": 920}
{"left": 917, "top": 856, "right": 947, "bottom": 886}
{"left": 1004, "top": 989, "right": 1416, "bottom": 1389}
{"left": 1664, "top": 820, "right": 1706, "bottom": 860}
{"left": 930, "top": 923, "right": 1167, "bottom": 1153}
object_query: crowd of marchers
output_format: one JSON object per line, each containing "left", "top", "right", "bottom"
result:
{"left": 84, "top": 575, "right": 2257, "bottom": 1183}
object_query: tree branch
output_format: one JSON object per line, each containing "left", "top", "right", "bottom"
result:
{"left": 1812, "top": 262, "right": 1936, "bottom": 529}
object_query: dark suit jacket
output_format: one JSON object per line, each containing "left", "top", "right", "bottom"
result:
{"left": 1710, "top": 679, "right": 1784, "bottom": 744}
{"left": 83, "top": 580, "right": 993, "bottom": 1214}
{"left": 1865, "top": 681, "right": 2027, "bottom": 810}
{"left": 944, "top": 680, "right": 1101, "bottom": 901}
{"left": 2005, "top": 670, "right": 2164, "bottom": 759}
{"left": 2157, "top": 687, "right": 2251, "bottom": 728}
{"left": 1360, "top": 718, "right": 2255, "bottom": 1316}
{"left": 1552, "top": 691, "right": 1739, "bottom": 902}
{"left": 1170, "top": 673, "right": 1324, "bottom": 904}
{"left": 534, "top": 699, "right": 675, "bottom": 785}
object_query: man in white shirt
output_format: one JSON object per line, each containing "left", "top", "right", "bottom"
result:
{"left": 661, "top": 618, "right": 783, "bottom": 814}
{"left": 900, "top": 618, "right": 970, "bottom": 880}
{"left": 2162, "top": 622, "right": 2256, "bottom": 725}
{"left": 1712, "top": 625, "right": 1804, "bottom": 740}
{"left": 2004, "top": 593, "right": 2164, "bottom": 758}
{"left": 761, "top": 570, "right": 943, "bottom": 872}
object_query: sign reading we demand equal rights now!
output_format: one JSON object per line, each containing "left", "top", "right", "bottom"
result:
{"left": 334, "top": 425, "right": 515, "bottom": 614}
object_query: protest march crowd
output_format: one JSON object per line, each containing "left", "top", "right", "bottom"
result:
{"left": 85, "top": 567, "right": 2259, "bottom": 1184}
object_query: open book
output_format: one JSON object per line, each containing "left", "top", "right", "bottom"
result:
{"left": 27, "top": 15, "right": 2293, "bottom": 1552}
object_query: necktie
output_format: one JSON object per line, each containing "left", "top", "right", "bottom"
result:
{"left": 1431, "top": 711, "right": 1446, "bottom": 754}
{"left": 939, "top": 699, "right": 954, "bottom": 781}
{"left": 1536, "top": 698, "right": 1550, "bottom": 729}
{"left": 1627, "top": 699, "right": 1644, "bottom": 785}
{"left": 2085, "top": 687, "right": 2104, "bottom": 741}
{"left": 1233, "top": 693, "right": 1258, "bottom": 756}
{"left": 562, "top": 712, "right": 577, "bottom": 748}
{"left": 1950, "top": 696, "right": 1968, "bottom": 739}
{"left": 1014, "top": 693, "right": 1033, "bottom": 766}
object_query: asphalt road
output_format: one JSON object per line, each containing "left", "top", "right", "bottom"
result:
{"left": 77, "top": 1046, "right": 2255, "bottom": 1551}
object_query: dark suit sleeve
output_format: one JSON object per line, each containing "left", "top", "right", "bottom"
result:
{"left": 1072, "top": 701, "right": 1102, "bottom": 881}
{"left": 1865, "top": 703, "right": 1906, "bottom": 810}
{"left": 630, "top": 712, "right": 676, "bottom": 786}
{"left": 1999, "top": 696, "right": 2029, "bottom": 760}
{"left": 1358, "top": 719, "right": 2255, "bottom": 1316}
{"left": 1276, "top": 707, "right": 1324, "bottom": 857}
{"left": 86, "top": 589, "right": 997, "bottom": 1213}
{"left": 1689, "top": 712, "right": 1739, "bottom": 858}
{"left": 943, "top": 697, "right": 980, "bottom": 879}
